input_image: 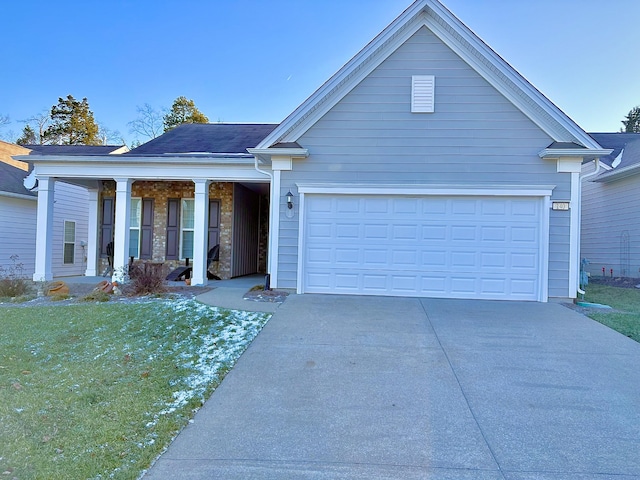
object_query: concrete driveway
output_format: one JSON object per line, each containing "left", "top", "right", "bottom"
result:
{"left": 144, "top": 295, "right": 640, "bottom": 479}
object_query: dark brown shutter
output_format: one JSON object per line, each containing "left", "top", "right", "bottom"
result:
{"left": 100, "top": 197, "right": 114, "bottom": 255}
{"left": 140, "top": 198, "right": 154, "bottom": 259}
{"left": 166, "top": 198, "right": 180, "bottom": 260}
{"left": 208, "top": 200, "right": 220, "bottom": 251}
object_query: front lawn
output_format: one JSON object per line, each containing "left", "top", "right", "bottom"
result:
{"left": 0, "top": 298, "right": 270, "bottom": 479}
{"left": 582, "top": 283, "right": 640, "bottom": 342}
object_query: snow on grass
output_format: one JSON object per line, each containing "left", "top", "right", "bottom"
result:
{"left": 0, "top": 297, "right": 272, "bottom": 480}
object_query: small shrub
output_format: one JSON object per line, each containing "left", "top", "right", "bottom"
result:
{"left": 0, "top": 255, "right": 32, "bottom": 298}
{"left": 128, "top": 262, "right": 168, "bottom": 296}
{"left": 80, "top": 290, "right": 111, "bottom": 302}
{"left": 50, "top": 294, "right": 71, "bottom": 302}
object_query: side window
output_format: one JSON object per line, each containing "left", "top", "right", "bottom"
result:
{"left": 129, "top": 198, "right": 142, "bottom": 258}
{"left": 63, "top": 220, "right": 76, "bottom": 264}
{"left": 181, "top": 199, "right": 195, "bottom": 260}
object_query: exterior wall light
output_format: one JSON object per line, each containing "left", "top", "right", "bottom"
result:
{"left": 285, "top": 191, "right": 295, "bottom": 219}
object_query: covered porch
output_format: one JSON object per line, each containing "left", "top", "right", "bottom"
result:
{"left": 25, "top": 153, "right": 272, "bottom": 287}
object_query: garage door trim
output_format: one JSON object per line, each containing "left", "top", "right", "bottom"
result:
{"left": 296, "top": 184, "right": 553, "bottom": 301}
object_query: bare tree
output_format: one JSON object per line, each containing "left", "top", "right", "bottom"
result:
{"left": 19, "top": 110, "right": 53, "bottom": 144}
{"left": 128, "top": 103, "right": 163, "bottom": 141}
{"left": 97, "top": 123, "right": 126, "bottom": 145}
{"left": 0, "top": 114, "right": 11, "bottom": 141}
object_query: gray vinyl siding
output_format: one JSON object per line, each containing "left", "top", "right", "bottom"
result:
{"left": 0, "top": 196, "right": 37, "bottom": 277}
{"left": 581, "top": 163, "right": 640, "bottom": 278}
{"left": 51, "top": 182, "right": 89, "bottom": 277}
{"left": 276, "top": 26, "right": 573, "bottom": 298}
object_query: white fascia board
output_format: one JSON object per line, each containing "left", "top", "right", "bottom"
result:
{"left": 426, "top": 2, "right": 602, "bottom": 149}
{"left": 0, "top": 191, "right": 37, "bottom": 201}
{"left": 255, "top": 2, "right": 430, "bottom": 149}
{"left": 32, "top": 162, "right": 267, "bottom": 182}
{"left": 595, "top": 162, "right": 640, "bottom": 183}
{"left": 247, "top": 148, "right": 309, "bottom": 164}
{"left": 257, "top": 0, "right": 601, "bottom": 149}
{"left": 297, "top": 183, "right": 555, "bottom": 197}
{"left": 17, "top": 154, "right": 255, "bottom": 164}
{"left": 538, "top": 148, "right": 613, "bottom": 159}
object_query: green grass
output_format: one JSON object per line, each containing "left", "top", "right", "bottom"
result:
{"left": 583, "top": 283, "right": 640, "bottom": 342}
{"left": 0, "top": 298, "right": 270, "bottom": 479}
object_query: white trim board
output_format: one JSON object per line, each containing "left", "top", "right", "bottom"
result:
{"left": 296, "top": 183, "right": 555, "bottom": 197}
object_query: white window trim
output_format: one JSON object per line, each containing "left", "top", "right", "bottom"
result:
{"left": 63, "top": 220, "right": 76, "bottom": 265}
{"left": 129, "top": 197, "right": 142, "bottom": 259}
{"left": 180, "top": 198, "right": 195, "bottom": 261}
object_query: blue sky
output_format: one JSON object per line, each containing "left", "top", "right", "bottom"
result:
{"left": 1, "top": 0, "right": 638, "bottom": 145}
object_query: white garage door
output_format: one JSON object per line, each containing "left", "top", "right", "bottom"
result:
{"left": 302, "top": 195, "right": 543, "bottom": 300}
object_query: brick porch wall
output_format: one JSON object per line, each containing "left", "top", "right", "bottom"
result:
{"left": 99, "top": 180, "right": 236, "bottom": 279}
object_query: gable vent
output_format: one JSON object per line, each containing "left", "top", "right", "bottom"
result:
{"left": 411, "top": 75, "right": 435, "bottom": 113}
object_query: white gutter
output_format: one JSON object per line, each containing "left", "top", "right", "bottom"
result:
{"left": 254, "top": 157, "right": 278, "bottom": 286}
{"left": 576, "top": 159, "right": 602, "bottom": 296}
{"left": 0, "top": 191, "right": 37, "bottom": 201}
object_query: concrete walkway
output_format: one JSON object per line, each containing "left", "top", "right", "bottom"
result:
{"left": 144, "top": 295, "right": 640, "bottom": 479}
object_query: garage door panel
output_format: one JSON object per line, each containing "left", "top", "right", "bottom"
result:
{"left": 511, "top": 226, "right": 537, "bottom": 243}
{"left": 335, "top": 197, "right": 360, "bottom": 213}
{"left": 335, "top": 223, "right": 359, "bottom": 239}
{"left": 394, "top": 198, "right": 419, "bottom": 214}
{"left": 303, "top": 195, "right": 543, "bottom": 300}
{"left": 364, "top": 198, "right": 389, "bottom": 214}
{"left": 422, "top": 225, "right": 447, "bottom": 240}
{"left": 335, "top": 248, "right": 360, "bottom": 265}
{"left": 393, "top": 224, "right": 419, "bottom": 240}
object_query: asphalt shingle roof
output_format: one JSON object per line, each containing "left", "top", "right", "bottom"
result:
{"left": 589, "top": 133, "right": 640, "bottom": 169}
{"left": 24, "top": 145, "right": 125, "bottom": 155}
{"left": 127, "top": 123, "right": 279, "bottom": 155}
{"left": 0, "top": 162, "right": 34, "bottom": 197}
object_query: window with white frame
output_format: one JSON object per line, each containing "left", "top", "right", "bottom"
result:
{"left": 129, "top": 197, "right": 142, "bottom": 258}
{"left": 63, "top": 220, "right": 76, "bottom": 264}
{"left": 181, "top": 198, "right": 195, "bottom": 260}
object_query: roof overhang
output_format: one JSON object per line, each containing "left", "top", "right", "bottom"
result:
{"left": 17, "top": 154, "right": 271, "bottom": 183}
{"left": 256, "top": 0, "right": 602, "bottom": 151}
{"left": 247, "top": 148, "right": 309, "bottom": 163}
{"left": 538, "top": 148, "right": 613, "bottom": 161}
{"left": 594, "top": 163, "right": 640, "bottom": 183}
{"left": 0, "top": 191, "right": 37, "bottom": 201}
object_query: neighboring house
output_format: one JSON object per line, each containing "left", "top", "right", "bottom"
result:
{"left": 0, "top": 142, "right": 37, "bottom": 276}
{"left": 19, "top": 0, "right": 613, "bottom": 301}
{"left": 581, "top": 133, "right": 640, "bottom": 279}
{"left": 1, "top": 141, "right": 127, "bottom": 279}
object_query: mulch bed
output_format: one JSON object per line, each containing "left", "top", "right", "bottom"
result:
{"left": 243, "top": 288, "right": 289, "bottom": 303}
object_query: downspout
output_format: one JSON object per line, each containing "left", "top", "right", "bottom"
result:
{"left": 576, "top": 159, "right": 601, "bottom": 296}
{"left": 254, "top": 157, "right": 276, "bottom": 284}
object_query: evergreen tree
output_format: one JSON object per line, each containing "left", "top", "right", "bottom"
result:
{"left": 621, "top": 106, "right": 640, "bottom": 133}
{"left": 43, "top": 95, "right": 101, "bottom": 145}
{"left": 163, "top": 96, "right": 209, "bottom": 132}
{"left": 16, "top": 125, "right": 37, "bottom": 145}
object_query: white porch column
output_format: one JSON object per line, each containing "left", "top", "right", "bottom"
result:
{"left": 112, "top": 178, "right": 132, "bottom": 282}
{"left": 268, "top": 170, "right": 282, "bottom": 286}
{"left": 85, "top": 188, "right": 99, "bottom": 276}
{"left": 269, "top": 156, "right": 293, "bottom": 288}
{"left": 33, "top": 177, "right": 55, "bottom": 282}
{"left": 192, "top": 179, "right": 210, "bottom": 286}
